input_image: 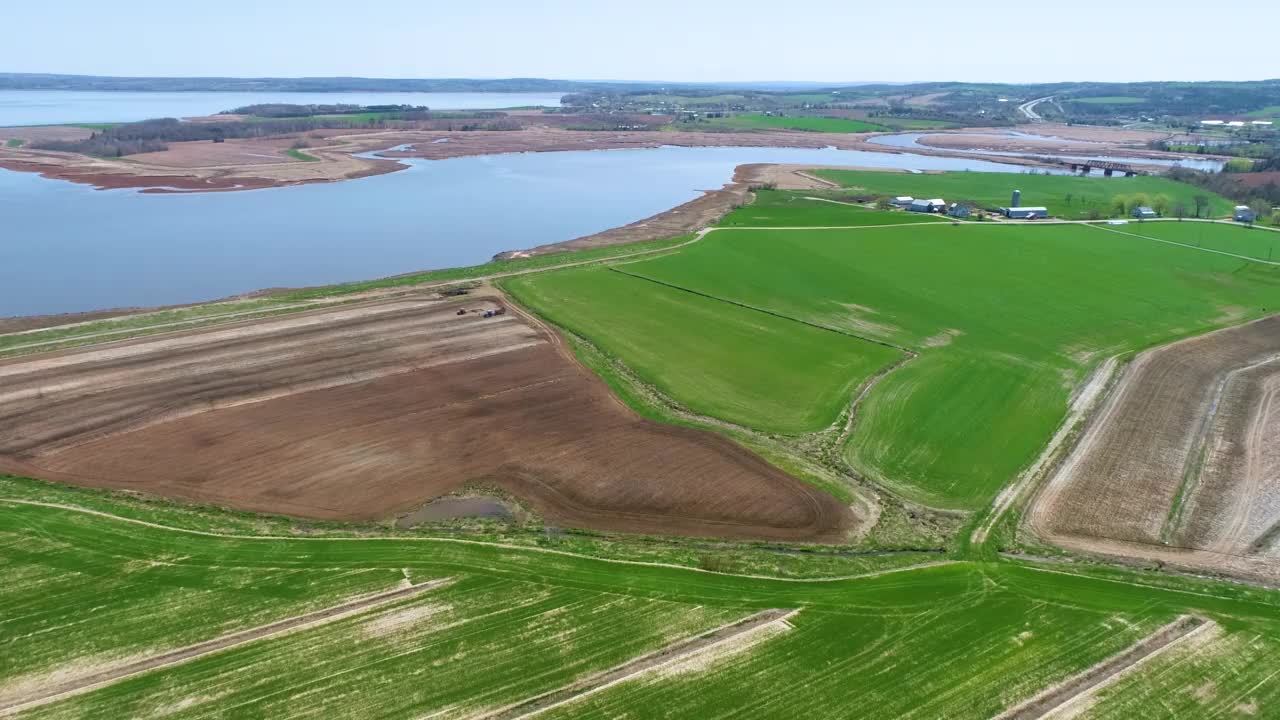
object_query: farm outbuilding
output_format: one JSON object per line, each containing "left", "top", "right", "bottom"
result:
{"left": 1132, "top": 206, "right": 1159, "bottom": 219}
{"left": 947, "top": 203, "right": 972, "bottom": 218}
{"left": 1003, "top": 206, "right": 1049, "bottom": 219}
{"left": 909, "top": 198, "right": 946, "bottom": 213}
{"left": 890, "top": 196, "right": 915, "bottom": 207}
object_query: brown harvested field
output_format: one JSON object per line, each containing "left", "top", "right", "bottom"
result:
{"left": 125, "top": 137, "right": 317, "bottom": 168}
{"left": 1029, "top": 315, "right": 1280, "bottom": 581}
{"left": 0, "top": 125, "right": 95, "bottom": 144}
{"left": 0, "top": 296, "right": 853, "bottom": 542}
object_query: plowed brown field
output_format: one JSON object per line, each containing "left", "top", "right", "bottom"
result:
{"left": 1030, "top": 315, "right": 1280, "bottom": 581}
{"left": 0, "top": 297, "right": 852, "bottom": 542}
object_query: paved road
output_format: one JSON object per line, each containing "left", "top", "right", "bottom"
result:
{"left": 1018, "top": 95, "right": 1056, "bottom": 122}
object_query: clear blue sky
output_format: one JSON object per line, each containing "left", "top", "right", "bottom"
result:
{"left": 2, "top": 0, "right": 1274, "bottom": 83}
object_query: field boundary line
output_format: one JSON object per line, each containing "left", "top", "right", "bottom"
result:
{"left": 970, "top": 356, "right": 1121, "bottom": 547}
{"left": 0, "top": 498, "right": 958, "bottom": 584}
{"left": 991, "top": 614, "right": 1211, "bottom": 720}
{"left": 607, "top": 266, "right": 914, "bottom": 353}
{"left": 1086, "top": 223, "right": 1280, "bottom": 266}
{"left": 1006, "top": 562, "right": 1262, "bottom": 602}
{"left": 0, "top": 576, "right": 455, "bottom": 717}
{"left": 470, "top": 608, "right": 799, "bottom": 720}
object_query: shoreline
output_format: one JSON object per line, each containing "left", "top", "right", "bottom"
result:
{"left": 0, "top": 125, "right": 1061, "bottom": 194}
{"left": 0, "top": 161, "right": 832, "bottom": 333}
{"left": 0, "top": 125, "right": 1216, "bottom": 330}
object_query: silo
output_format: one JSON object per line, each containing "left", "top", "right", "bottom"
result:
{"left": 1011, "top": 190, "right": 1022, "bottom": 208}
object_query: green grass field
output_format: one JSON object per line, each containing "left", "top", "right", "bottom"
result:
{"left": 285, "top": 147, "right": 320, "bottom": 162}
{"left": 1108, "top": 220, "right": 1280, "bottom": 263}
{"left": 706, "top": 113, "right": 888, "bottom": 133}
{"left": 1245, "top": 105, "right": 1280, "bottom": 119}
{"left": 503, "top": 265, "right": 901, "bottom": 433}
{"left": 571, "top": 217, "right": 1280, "bottom": 508}
{"left": 814, "top": 169, "right": 1236, "bottom": 220}
{"left": 3, "top": 476, "right": 1280, "bottom": 718}
{"left": 1076, "top": 620, "right": 1280, "bottom": 718}
{"left": 4, "top": 138, "right": 24, "bottom": 148}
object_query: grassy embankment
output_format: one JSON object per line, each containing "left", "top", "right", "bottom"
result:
{"left": 511, "top": 190, "right": 1280, "bottom": 510}
{"left": 285, "top": 147, "right": 320, "bottom": 162}
{"left": 0, "top": 234, "right": 698, "bottom": 357}
{"left": 815, "top": 169, "right": 1237, "bottom": 219}
{"left": 505, "top": 265, "right": 901, "bottom": 435}
{"left": 1114, "top": 216, "right": 1280, "bottom": 262}
{"left": 3, "top": 475, "right": 1280, "bottom": 719}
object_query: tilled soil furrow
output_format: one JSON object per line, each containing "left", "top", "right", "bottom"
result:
{"left": 0, "top": 317, "right": 536, "bottom": 413}
{"left": 1032, "top": 314, "right": 1280, "bottom": 581}
{"left": 0, "top": 304, "right": 519, "bottom": 393}
{"left": 3, "top": 338, "right": 545, "bottom": 457}
{"left": 2, "top": 295, "right": 855, "bottom": 539}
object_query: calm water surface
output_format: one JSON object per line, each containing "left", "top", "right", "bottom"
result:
{"left": 0, "top": 145, "right": 1045, "bottom": 317}
{"left": 0, "top": 90, "right": 567, "bottom": 126}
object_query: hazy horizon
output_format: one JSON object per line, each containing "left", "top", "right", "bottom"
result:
{"left": 2, "top": 0, "right": 1276, "bottom": 85}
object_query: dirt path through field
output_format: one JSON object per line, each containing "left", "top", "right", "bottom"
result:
{"left": 993, "top": 615, "right": 1210, "bottom": 719}
{"left": 471, "top": 609, "right": 797, "bottom": 720}
{"left": 0, "top": 578, "right": 454, "bottom": 717}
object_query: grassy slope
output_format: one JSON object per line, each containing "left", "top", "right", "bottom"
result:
{"left": 4, "top": 139, "right": 23, "bottom": 148}
{"left": 3, "top": 481, "right": 1280, "bottom": 718}
{"left": 0, "top": 234, "right": 699, "bottom": 358}
{"left": 814, "top": 169, "right": 1236, "bottom": 220}
{"left": 1108, "top": 220, "right": 1280, "bottom": 263}
{"left": 503, "top": 266, "right": 901, "bottom": 434}
{"left": 708, "top": 113, "right": 887, "bottom": 133}
{"left": 620, "top": 221, "right": 1280, "bottom": 508}
{"left": 285, "top": 147, "right": 320, "bottom": 162}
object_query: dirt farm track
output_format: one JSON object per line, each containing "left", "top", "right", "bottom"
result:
{"left": 1030, "top": 315, "right": 1280, "bottom": 582}
{"left": 0, "top": 295, "right": 853, "bottom": 542}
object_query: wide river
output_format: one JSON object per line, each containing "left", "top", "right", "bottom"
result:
{"left": 1, "top": 144, "right": 1050, "bottom": 317}
{"left": 0, "top": 90, "right": 568, "bottom": 126}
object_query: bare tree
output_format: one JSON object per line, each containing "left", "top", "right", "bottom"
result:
{"left": 1193, "top": 194, "right": 1210, "bottom": 219}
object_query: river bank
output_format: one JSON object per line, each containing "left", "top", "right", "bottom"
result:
{"left": 0, "top": 125, "right": 1063, "bottom": 194}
